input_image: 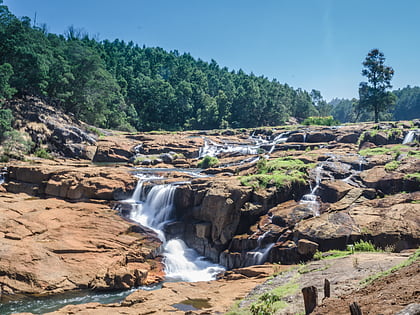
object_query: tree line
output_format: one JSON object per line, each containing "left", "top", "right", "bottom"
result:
{"left": 0, "top": 3, "right": 418, "bottom": 133}
{"left": 0, "top": 3, "right": 321, "bottom": 131}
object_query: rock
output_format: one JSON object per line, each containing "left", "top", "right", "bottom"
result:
{"left": 321, "top": 161, "right": 353, "bottom": 179}
{"left": 93, "top": 137, "right": 136, "bottom": 163}
{"left": 360, "top": 166, "right": 419, "bottom": 194}
{"left": 336, "top": 133, "right": 360, "bottom": 143}
{"left": 5, "top": 163, "right": 135, "bottom": 200}
{"left": 295, "top": 212, "right": 360, "bottom": 251}
{"left": 297, "top": 239, "right": 319, "bottom": 257}
{"left": 394, "top": 303, "right": 420, "bottom": 315}
{"left": 306, "top": 131, "right": 335, "bottom": 143}
{"left": 319, "top": 180, "right": 353, "bottom": 203}
{"left": 160, "top": 153, "right": 174, "bottom": 164}
{"left": 0, "top": 192, "right": 163, "bottom": 296}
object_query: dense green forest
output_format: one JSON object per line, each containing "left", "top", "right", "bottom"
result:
{"left": 0, "top": 2, "right": 419, "bottom": 132}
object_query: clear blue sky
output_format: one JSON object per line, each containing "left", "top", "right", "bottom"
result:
{"left": 4, "top": 0, "right": 420, "bottom": 101}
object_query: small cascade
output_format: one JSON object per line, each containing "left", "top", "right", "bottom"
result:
{"left": 127, "top": 179, "right": 224, "bottom": 282}
{"left": 299, "top": 165, "right": 323, "bottom": 216}
{"left": 0, "top": 167, "right": 7, "bottom": 185}
{"left": 402, "top": 130, "right": 418, "bottom": 144}
{"left": 242, "top": 231, "right": 274, "bottom": 267}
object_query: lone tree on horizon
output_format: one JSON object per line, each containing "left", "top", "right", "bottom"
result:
{"left": 359, "top": 49, "right": 396, "bottom": 123}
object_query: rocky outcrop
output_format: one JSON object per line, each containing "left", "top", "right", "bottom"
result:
{"left": 5, "top": 97, "right": 98, "bottom": 160}
{"left": 0, "top": 192, "right": 163, "bottom": 298}
{"left": 5, "top": 163, "right": 136, "bottom": 200}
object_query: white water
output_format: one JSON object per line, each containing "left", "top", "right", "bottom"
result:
{"left": 243, "top": 230, "right": 274, "bottom": 266}
{"left": 299, "top": 165, "right": 323, "bottom": 216}
{"left": 199, "top": 138, "right": 259, "bottom": 158}
{"left": 128, "top": 180, "right": 225, "bottom": 282}
{"left": 402, "top": 130, "right": 418, "bottom": 144}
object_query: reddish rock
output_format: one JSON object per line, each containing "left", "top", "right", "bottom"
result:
{"left": 0, "top": 192, "right": 163, "bottom": 297}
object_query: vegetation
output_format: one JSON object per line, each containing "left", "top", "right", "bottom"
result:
{"left": 358, "top": 145, "right": 408, "bottom": 158}
{"left": 249, "top": 275, "right": 299, "bottom": 315}
{"left": 384, "top": 160, "right": 400, "bottom": 171}
{"left": 1, "top": 130, "right": 33, "bottom": 159}
{"left": 240, "top": 157, "right": 310, "bottom": 189}
{"left": 404, "top": 173, "right": 420, "bottom": 182}
{"left": 302, "top": 115, "right": 338, "bottom": 126}
{"left": 34, "top": 148, "right": 53, "bottom": 159}
{"left": 358, "top": 49, "right": 396, "bottom": 123}
{"left": 352, "top": 240, "right": 379, "bottom": 252}
{"left": 361, "top": 248, "right": 419, "bottom": 286}
{"left": 0, "top": 3, "right": 324, "bottom": 132}
{"left": 197, "top": 155, "right": 219, "bottom": 168}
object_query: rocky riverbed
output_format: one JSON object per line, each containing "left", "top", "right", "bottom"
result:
{"left": 0, "top": 98, "right": 419, "bottom": 314}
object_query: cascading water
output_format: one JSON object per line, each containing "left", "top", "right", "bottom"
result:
{"left": 402, "top": 130, "right": 418, "bottom": 144}
{"left": 127, "top": 178, "right": 225, "bottom": 282}
{"left": 299, "top": 165, "right": 323, "bottom": 216}
{"left": 243, "top": 231, "right": 274, "bottom": 266}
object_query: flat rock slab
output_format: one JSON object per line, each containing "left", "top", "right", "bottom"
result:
{"left": 0, "top": 192, "right": 163, "bottom": 298}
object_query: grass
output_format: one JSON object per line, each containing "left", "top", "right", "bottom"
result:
{"left": 404, "top": 172, "right": 420, "bottom": 182}
{"left": 197, "top": 155, "right": 219, "bottom": 168}
{"left": 240, "top": 157, "right": 311, "bottom": 189}
{"left": 360, "top": 248, "right": 419, "bottom": 286}
{"left": 248, "top": 274, "right": 300, "bottom": 315}
{"left": 352, "top": 240, "right": 379, "bottom": 252}
{"left": 384, "top": 160, "right": 400, "bottom": 171}
{"left": 313, "top": 249, "right": 352, "bottom": 260}
{"left": 408, "top": 150, "right": 420, "bottom": 158}
{"left": 358, "top": 144, "right": 409, "bottom": 158}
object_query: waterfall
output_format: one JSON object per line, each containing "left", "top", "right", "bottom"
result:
{"left": 299, "top": 165, "right": 323, "bottom": 216}
{"left": 127, "top": 180, "right": 225, "bottom": 282}
{"left": 243, "top": 231, "right": 274, "bottom": 267}
{"left": 403, "top": 130, "right": 418, "bottom": 144}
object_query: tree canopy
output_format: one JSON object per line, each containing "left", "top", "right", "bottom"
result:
{"left": 0, "top": 4, "right": 320, "bottom": 131}
{"left": 358, "top": 49, "right": 396, "bottom": 123}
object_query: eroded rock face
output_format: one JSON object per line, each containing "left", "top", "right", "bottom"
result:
{"left": 0, "top": 192, "right": 163, "bottom": 298}
{"left": 5, "top": 97, "right": 98, "bottom": 160}
{"left": 5, "top": 163, "right": 136, "bottom": 200}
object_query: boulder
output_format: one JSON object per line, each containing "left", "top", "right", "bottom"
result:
{"left": 319, "top": 180, "right": 353, "bottom": 203}
{"left": 297, "top": 239, "right": 319, "bottom": 257}
{"left": 306, "top": 131, "right": 336, "bottom": 143}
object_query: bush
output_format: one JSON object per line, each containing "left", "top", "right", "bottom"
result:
{"left": 197, "top": 155, "right": 219, "bottom": 168}
{"left": 1, "top": 130, "right": 33, "bottom": 159}
{"left": 352, "top": 240, "right": 378, "bottom": 252}
{"left": 0, "top": 108, "right": 13, "bottom": 138}
{"left": 384, "top": 160, "right": 400, "bottom": 171}
{"left": 303, "top": 116, "right": 339, "bottom": 126}
{"left": 34, "top": 148, "right": 52, "bottom": 159}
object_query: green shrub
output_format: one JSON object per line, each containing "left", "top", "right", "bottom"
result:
{"left": 34, "top": 148, "right": 52, "bottom": 159}
{"left": 303, "top": 116, "right": 338, "bottom": 126}
{"left": 197, "top": 155, "right": 219, "bottom": 168}
{"left": 1, "top": 130, "right": 33, "bottom": 159}
{"left": 384, "top": 160, "right": 400, "bottom": 171}
{"left": 0, "top": 108, "right": 13, "bottom": 138}
{"left": 352, "top": 240, "right": 378, "bottom": 252}
{"left": 86, "top": 126, "right": 105, "bottom": 137}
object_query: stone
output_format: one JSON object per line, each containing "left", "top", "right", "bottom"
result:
{"left": 319, "top": 180, "right": 353, "bottom": 203}
{"left": 0, "top": 192, "right": 163, "bottom": 296}
{"left": 297, "top": 239, "right": 319, "bottom": 256}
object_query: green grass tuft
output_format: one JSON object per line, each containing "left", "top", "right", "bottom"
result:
{"left": 197, "top": 155, "right": 219, "bottom": 168}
